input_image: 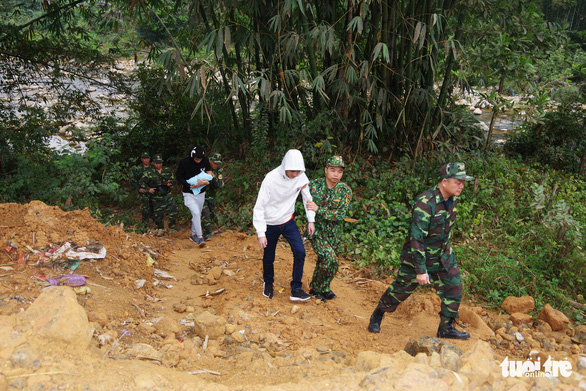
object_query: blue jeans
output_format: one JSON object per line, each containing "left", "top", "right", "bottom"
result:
{"left": 262, "top": 218, "right": 306, "bottom": 290}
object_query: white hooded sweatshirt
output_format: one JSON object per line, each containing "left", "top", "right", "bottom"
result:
{"left": 253, "top": 150, "right": 315, "bottom": 238}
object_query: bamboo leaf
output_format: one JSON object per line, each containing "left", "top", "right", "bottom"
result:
{"left": 414, "top": 21, "right": 422, "bottom": 44}
{"left": 216, "top": 28, "right": 224, "bottom": 58}
{"left": 224, "top": 26, "right": 231, "bottom": 53}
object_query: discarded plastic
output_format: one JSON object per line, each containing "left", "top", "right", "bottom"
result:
{"left": 153, "top": 269, "right": 177, "bottom": 280}
{"left": 47, "top": 274, "right": 87, "bottom": 287}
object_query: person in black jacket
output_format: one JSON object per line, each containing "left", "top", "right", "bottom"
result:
{"left": 175, "top": 146, "right": 213, "bottom": 247}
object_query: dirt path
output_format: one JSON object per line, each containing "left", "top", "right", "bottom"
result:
{"left": 0, "top": 201, "right": 539, "bottom": 390}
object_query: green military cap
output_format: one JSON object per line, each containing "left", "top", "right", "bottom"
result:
{"left": 153, "top": 154, "right": 163, "bottom": 163}
{"left": 326, "top": 156, "right": 345, "bottom": 168}
{"left": 140, "top": 151, "right": 150, "bottom": 159}
{"left": 209, "top": 152, "right": 222, "bottom": 164}
{"left": 440, "top": 162, "right": 474, "bottom": 181}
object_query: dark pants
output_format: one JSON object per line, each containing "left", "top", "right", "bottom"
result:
{"left": 377, "top": 261, "right": 463, "bottom": 319}
{"left": 263, "top": 218, "right": 306, "bottom": 290}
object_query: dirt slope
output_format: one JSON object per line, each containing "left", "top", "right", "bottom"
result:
{"left": 0, "top": 201, "right": 581, "bottom": 390}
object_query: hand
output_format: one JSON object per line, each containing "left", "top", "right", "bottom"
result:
{"left": 148, "top": 188, "right": 156, "bottom": 194}
{"left": 139, "top": 188, "right": 147, "bottom": 194}
{"left": 306, "top": 200, "right": 319, "bottom": 212}
{"left": 164, "top": 180, "right": 172, "bottom": 186}
{"left": 416, "top": 273, "right": 430, "bottom": 285}
{"left": 307, "top": 222, "right": 315, "bottom": 236}
{"left": 189, "top": 183, "right": 197, "bottom": 188}
{"left": 258, "top": 236, "right": 267, "bottom": 249}
{"left": 197, "top": 179, "right": 209, "bottom": 186}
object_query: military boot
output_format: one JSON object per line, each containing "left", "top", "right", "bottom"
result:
{"left": 367, "top": 308, "right": 385, "bottom": 333}
{"left": 437, "top": 316, "right": 470, "bottom": 340}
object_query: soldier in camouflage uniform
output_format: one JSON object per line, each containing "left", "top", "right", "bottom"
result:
{"left": 367, "top": 163, "right": 475, "bottom": 340}
{"left": 306, "top": 156, "right": 352, "bottom": 302}
{"left": 130, "top": 151, "right": 153, "bottom": 229}
{"left": 139, "top": 154, "right": 178, "bottom": 233}
{"left": 202, "top": 153, "right": 225, "bottom": 240}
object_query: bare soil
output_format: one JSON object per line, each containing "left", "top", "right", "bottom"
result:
{"left": 0, "top": 201, "right": 556, "bottom": 390}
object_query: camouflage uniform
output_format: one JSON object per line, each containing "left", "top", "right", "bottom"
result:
{"left": 202, "top": 153, "right": 224, "bottom": 239}
{"left": 376, "top": 184, "right": 462, "bottom": 322}
{"left": 130, "top": 152, "right": 152, "bottom": 226}
{"left": 139, "top": 156, "right": 178, "bottom": 230}
{"left": 373, "top": 163, "right": 475, "bottom": 335}
{"left": 308, "top": 176, "right": 352, "bottom": 294}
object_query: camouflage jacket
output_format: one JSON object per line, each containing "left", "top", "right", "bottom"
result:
{"left": 139, "top": 167, "right": 175, "bottom": 199}
{"left": 206, "top": 167, "right": 224, "bottom": 199}
{"left": 130, "top": 164, "right": 151, "bottom": 192}
{"left": 401, "top": 184, "right": 458, "bottom": 274}
{"left": 309, "top": 178, "right": 352, "bottom": 235}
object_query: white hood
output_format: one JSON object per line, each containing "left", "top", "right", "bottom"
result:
{"left": 253, "top": 150, "right": 315, "bottom": 237}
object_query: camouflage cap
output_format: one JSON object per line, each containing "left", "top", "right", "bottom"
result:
{"left": 152, "top": 154, "right": 163, "bottom": 163}
{"left": 140, "top": 151, "right": 150, "bottom": 159}
{"left": 440, "top": 162, "right": 474, "bottom": 181}
{"left": 209, "top": 152, "right": 222, "bottom": 164}
{"left": 326, "top": 156, "right": 345, "bottom": 168}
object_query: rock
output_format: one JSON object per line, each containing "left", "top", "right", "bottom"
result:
{"left": 0, "top": 326, "right": 26, "bottom": 350}
{"left": 440, "top": 347, "right": 460, "bottom": 371}
{"left": 514, "top": 332, "right": 524, "bottom": 342}
{"left": 572, "top": 325, "right": 586, "bottom": 344}
{"left": 192, "top": 311, "right": 227, "bottom": 339}
{"left": 291, "top": 305, "right": 300, "bottom": 314}
{"left": 153, "top": 317, "right": 181, "bottom": 338}
{"left": 125, "top": 343, "right": 162, "bottom": 361}
{"left": 473, "top": 108, "right": 483, "bottom": 115}
{"left": 19, "top": 286, "right": 93, "bottom": 349}
{"left": 536, "top": 320, "right": 552, "bottom": 333}
{"left": 510, "top": 312, "right": 533, "bottom": 327}
{"left": 501, "top": 296, "right": 535, "bottom": 314}
{"left": 577, "top": 356, "right": 586, "bottom": 373}
{"left": 137, "top": 323, "right": 156, "bottom": 335}
{"left": 404, "top": 336, "right": 463, "bottom": 357}
{"left": 10, "top": 347, "right": 41, "bottom": 369}
{"left": 225, "top": 323, "right": 235, "bottom": 334}
{"left": 173, "top": 304, "right": 187, "bottom": 313}
{"left": 223, "top": 270, "right": 235, "bottom": 277}
{"left": 459, "top": 307, "right": 493, "bottom": 337}
{"left": 87, "top": 311, "right": 108, "bottom": 327}
{"left": 458, "top": 341, "right": 498, "bottom": 383}
{"left": 231, "top": 330, "right": 247, "bottom": 343}
{"left": 538, "top": 304, "right": 570, "bottom": 331}
{"left": 206, "top": 267, "right": 223, "bottom": 280}
{"left": 356, "top": 351, "right": 383, "bottom": 371}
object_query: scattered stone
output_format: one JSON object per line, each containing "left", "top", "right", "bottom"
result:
{"left": 458, "top": 341, "right": 498, "bottom": 383}
{"left": 538, "top": 304, "right": 570, "bottom": 331}
{"left": 173, "top": 304, "right": 187, "bottom": 313}
{"left": 536, "top": 320, "right": 552, "bottom": 333}
{"left": 459, "top": 307, "right": 493, "bottom": 336}
{"left": 137, "top": 323, "right": 156, "bottom": 336}
{"left": 440, "top": 347, "right": 460, "bottom": 371}
{"left": 223, "top": 270, "right": 235, "bottom": 277}
{"left": 510, "top": 312, "right": 533, "bottom": 327}
{"left": 356, "top": 351, "right": 383, "bottom": 371}
{"left": 206, "top": 267, "right": 223, "bottom": 280}
{"left": 291, "top": 305, "right": 300, "bottom": 314}
{"left": 577, "top": 356, "right": 586, "bottom": 373}
{"left": 88, "top": 311, "right": 108, "bottom": 327}
{"left": 514, "top": 332, "right": 524, "bottom": 342}
{"left": 572, "top": 325, "right": 586, "bottom": 344}
{"left": 153, "top": 317, "right": 181, "bottom": 338}
{"left": 192, "top": 311, "right": 227, "bottom": 339}
{"left": 10, "top": 347, "right": 41, "bottom": 369}
{"left": 19, "top": 286, "right": 94, "bottom": 349}
{"left": 404, "top": 336, "right": 463, "bottom": 357}
{"left": 225, "top": 323, "right": 236, "bottom": 334}
{"left": 231, "top": 330, "right": 247, "bottom": 343}
{"left": 125, "top": 343, "right": 162, "bottom": 361}
{"left": 501, "top": 296, "right": 535, "bottom": 314}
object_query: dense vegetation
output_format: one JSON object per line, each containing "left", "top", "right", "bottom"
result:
{"left": 1, "top": 0, "right": 585, "bottom": 321}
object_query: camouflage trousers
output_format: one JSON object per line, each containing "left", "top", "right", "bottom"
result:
{"left": 150, "top": 195, "right": 178, "bottom": 230}
{"left": 376, "top": 261, "right": 462, "bottom": 319}
{"left": 201, "top": 197, "right": 216, "bottom": 239}
{"left": 139, "top": 194, "right": 152, "bottom": 225}
{"left": 309, "top": 235, "right": 340, "bottom": 293}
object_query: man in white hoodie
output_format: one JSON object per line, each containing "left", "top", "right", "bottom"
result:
{"left": 253, "top": 150, "right": 316, "bottom": 301}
